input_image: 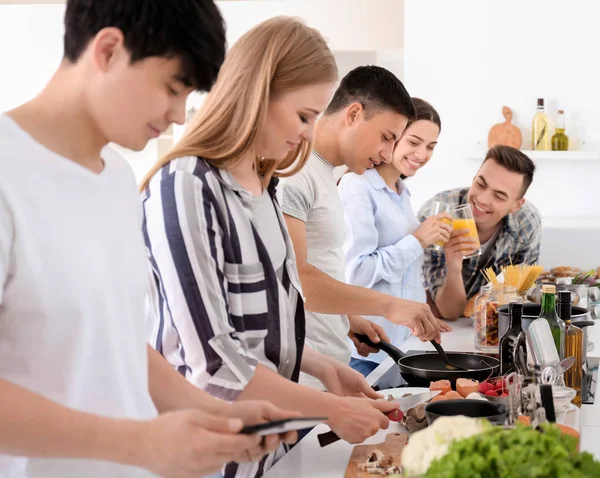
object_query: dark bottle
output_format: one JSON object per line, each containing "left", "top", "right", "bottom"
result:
{"left": 500, "top": 302, "right": 524, "bottom": 375}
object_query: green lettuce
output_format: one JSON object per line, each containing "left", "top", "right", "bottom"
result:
{"left": 424, "top": 423, "right": 600, "bottom": 478}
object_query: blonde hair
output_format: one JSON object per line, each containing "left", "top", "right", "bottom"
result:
{"left": 140, "top": 16, "right": 338, "bottom": 191}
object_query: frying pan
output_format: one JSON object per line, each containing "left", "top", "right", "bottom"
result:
{"left": 355, "top": 334, "right": 499, "bottom": 387}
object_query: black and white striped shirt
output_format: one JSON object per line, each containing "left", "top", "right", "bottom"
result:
{"left": 142, "top": 156, "right": 306, "bottom": 478}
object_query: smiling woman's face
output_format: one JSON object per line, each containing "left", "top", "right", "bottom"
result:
{"left": 391, "top": 119, "right": 440, "bottom": 178}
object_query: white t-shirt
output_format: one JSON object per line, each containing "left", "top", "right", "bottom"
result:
{"left": 0, "top": 115, "right": 158, "bottom": 478}
{"left": 278, "top": 152, "right": 351, "bottom": 389}
{"left": 480, "top": 226, "right": 501, "bottom": 258}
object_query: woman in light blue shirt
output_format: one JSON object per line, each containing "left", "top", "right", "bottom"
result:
{"left": 338, "top": 99, "right": 452, "bottom": 376}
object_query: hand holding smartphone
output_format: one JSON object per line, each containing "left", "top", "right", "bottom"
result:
{"left": 240, "top": 417, "right": 327, "bottom": 436}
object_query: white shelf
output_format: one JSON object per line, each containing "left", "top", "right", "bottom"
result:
{"left": 467, "top": 150, "right": 600, "bottom": 161}
{"left": 543, "top": 217, "right": 600, "bottom": 229}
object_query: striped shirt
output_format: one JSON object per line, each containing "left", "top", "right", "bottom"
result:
{"left": 142, "top": 156, "right": 306, "bottom": 478}
{"left": 417, "top": 187, "right": 542, "bottom": 301}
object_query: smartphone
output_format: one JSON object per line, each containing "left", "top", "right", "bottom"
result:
{"left": 240, "top": 417, "right": 327, "bottom": 436}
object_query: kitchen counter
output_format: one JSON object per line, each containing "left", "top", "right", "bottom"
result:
{"left": 263, "top": 317, "right": 600, "bottom": 477}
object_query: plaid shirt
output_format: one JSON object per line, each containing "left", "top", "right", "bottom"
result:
{"left": 142, "top": 156, "right": 305, "bottom": 478}
{"left": 417, "top": 188, "right": 542, "bottom": 300}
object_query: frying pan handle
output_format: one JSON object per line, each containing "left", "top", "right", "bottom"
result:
{"left": 353, "top": 334, "right": 406, "bottom": 362}
{"left": 573, "top": 320, "right": 595, "bottom": 329}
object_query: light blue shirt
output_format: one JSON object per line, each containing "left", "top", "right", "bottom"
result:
{"left": 338, "top": 169, "right": 427, "bottom": 364}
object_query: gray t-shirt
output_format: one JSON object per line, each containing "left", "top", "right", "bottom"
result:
{"left": 278, "top": 152, "right": 351, "bottom": 389}
{"left": 250, "top": 190, "right": 286, "bottom": 280}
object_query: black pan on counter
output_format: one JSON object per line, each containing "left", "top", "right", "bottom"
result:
{"left": 355, "top": 334, "right": 500, "bottom": 387}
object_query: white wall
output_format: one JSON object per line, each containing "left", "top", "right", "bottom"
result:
{"left": 218, "top": 0, "right": 404, "bottom": 50}
{"left": 284, "top": 0, "right": 403, "bottom": 51}
{"left": 0, "top": 5, "right": 64, "bottom": 111}
{"left": 403, "top": 0, "right": 600, "bottom": 269}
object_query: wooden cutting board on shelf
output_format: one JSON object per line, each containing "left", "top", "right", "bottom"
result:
{"left": 344, "top": 432, "right": 408, "bottom": 478}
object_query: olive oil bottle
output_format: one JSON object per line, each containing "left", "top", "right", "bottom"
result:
{"left": 551, "top": 109, "right": 569, "bottom": 151}
{"left": 532, "top": 98, "right": 551, "bottom": 150}
{"left": 558, "top": 291, "right": 583, "bottom": 406}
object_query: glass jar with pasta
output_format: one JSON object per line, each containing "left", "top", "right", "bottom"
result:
{"left": 475, "top": 284, "right": 521, "bottom": 352}
{"left": 472, "top": 284, "right": 492, "bottom": 323}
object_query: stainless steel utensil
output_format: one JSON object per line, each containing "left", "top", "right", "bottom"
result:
{"left": 526, "top": 319, "right": 560, "bottom": 368}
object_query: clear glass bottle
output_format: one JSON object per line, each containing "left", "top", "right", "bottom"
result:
{"left": 551, "top": 109, "right": 569, "bottom": 151}
{"left": 558, "top": 291, "right": 583, "bottom": 406}
{"left": 532, "top": 98, "right": 551, "bottom": 151}
{"left": 474, "top": 284, "right": 492, "bottom": 349}
{"left": 473, "top": 284, "right": 492, "bottom": 319}
{"left": 475, "top": 285, "right": 520, "bottom": 352}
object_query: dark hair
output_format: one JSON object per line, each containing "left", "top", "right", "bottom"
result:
{"left": 63, "top": 0, "right": 226, "bottom": 92}
{"left": 409, "top": 98, "right": 441, "bottom": 132}
{"left": 324, "top": 65, "right": 415, "bottom": 120}
{"left": 483, "top": 145, "right": 536, "bottom": 196}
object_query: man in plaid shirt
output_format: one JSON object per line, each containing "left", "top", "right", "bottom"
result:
{"left": 417, "top": 145, "right": 541, "bottom": 319}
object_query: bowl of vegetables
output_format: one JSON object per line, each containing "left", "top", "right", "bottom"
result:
{"left": 477, "top": 376, "right": 510, "bottom": 406}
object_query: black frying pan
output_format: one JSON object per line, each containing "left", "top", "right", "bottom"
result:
{"left": 355, "top": 334, "right": 499, "bottom": 387}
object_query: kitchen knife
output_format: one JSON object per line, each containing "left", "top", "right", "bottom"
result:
{"left": 317, "top": 390, "right": 441, "bottom": 447}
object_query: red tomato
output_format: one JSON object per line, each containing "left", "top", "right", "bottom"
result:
{"left": 387, "top": 409, "right": 404, "bottom": 422}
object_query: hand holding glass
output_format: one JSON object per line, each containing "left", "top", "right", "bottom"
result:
{"left": 450, "top": 204, "right": 482, "bottom": 259}
{"left": 421, "top": 201, "right": 452, "bottom": 252}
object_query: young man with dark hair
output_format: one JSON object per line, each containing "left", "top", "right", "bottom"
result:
{"left": 418, "top": 145, "right": 541, "bottom": 320}
{"left": 279, "top": 66, "right": 447, "bottom": 389}
{"left": 0, "top": 1, "right": 296, "bottom": 476}
{"left": 323, "top": 65, "right": 417, "bottom": 118}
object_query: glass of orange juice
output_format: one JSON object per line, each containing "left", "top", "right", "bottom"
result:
{"left": 451, "top": 204, "right": 482, "bottom": 259}
{"left": 423, "top": 201, "right": 451, "bottom": 252}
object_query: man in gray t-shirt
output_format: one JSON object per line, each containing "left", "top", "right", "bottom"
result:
{"left": 279, "top": 66, "right": 447, "bottom": 388}
{"left": 279, "top": 151, "right": 349, "bottom": 388}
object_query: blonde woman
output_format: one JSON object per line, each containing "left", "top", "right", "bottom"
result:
{"left": 140, "top": 17, "right": 397, "bottom": 478}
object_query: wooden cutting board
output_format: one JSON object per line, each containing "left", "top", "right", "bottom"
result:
{"left": 344, "top": 433, "right": 409, "bottom": 477}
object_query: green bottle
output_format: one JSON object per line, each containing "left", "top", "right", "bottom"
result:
{"left": 537, "top": 285, "right": 565, "bottom": 358}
